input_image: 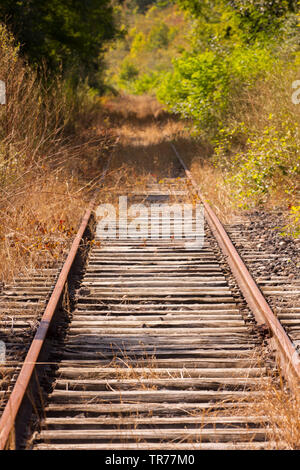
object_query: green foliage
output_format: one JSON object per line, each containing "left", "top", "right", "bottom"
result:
{"left": 0, "top": 0, "right": 119, "bottom": 87}
{"left": 174, "top": 0, "right": 208, "bottom": 17}
{"left": 227, "top": 0, "right": 299, "bottom": 40}
{"left": 130, "top": 32, "right": 147, "bottom": 55}
{"left": 157, "top": 45, "right": 276, "bottom": 128}
{"left": 214, "top": 118, "right": 300, "bottom": 208}
{"left": 119, "top": 59, "right": 139, "bottom": 83}
{"left": 156, "top": 1, "right": 300, "bottom": 217}
{"left": 175, "top": 0, "right": 299, "bottom": 50}
{"left": 133, "top": 71, "right": 161, "bottom": 93}
{"left": 282, "top": 205, "right": 300, "bottom": 238}
{"left": 148, "top": 22, "right": 170, "bottom": 49}
{"left": 156, "top": 0, "right": 299, "bottom": 128}
{"left": 176, "top": 0, "right": 298, "bottom": 27}
{"left": 125, "top": 0, "right": 158, "bottom": 13}
{"left": 105, "top": 3, "right": 189, "bottom": 92}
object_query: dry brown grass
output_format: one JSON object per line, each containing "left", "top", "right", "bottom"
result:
{"left": 99, "top": 342, "right": 300, "bottom": 448}
{"left": 0, "top": 23, "right": 117, "bottom": 282}
{"left": 102, "top": 94, "right": 186, "bottom": 176}
{"left": 228, "top": 67, "right": 300, "bottom": 137}
{"left": 250, "top": 373, "right": 300, "bottom": 449}
{"left": 212, "top": 67, "right": 300, "bottom": 215}
{"left": 0, "top": 133, "right": 117, "bottom": 282}
{"left": 190, "top": 159, "right": 237, "bottom": 223}
{"left": 212, "top": 350, "right": 300, "bottom": 450}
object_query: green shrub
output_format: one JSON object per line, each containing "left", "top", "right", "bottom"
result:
{"left": 104, "top": 4, "right": 189, "bottom": 94}
{"left": 130, "top": 32, "right": 147, "bottom": 56}
{"left": 133, "top": 71, "right": 161, "bottom": 93}
{"left": 157, "top": 44, "right": 276, "bottom": 129}
{"left": 215, "top": 119, "right": 300, "bottom": 208}
{"left": 281, "top": 205, "right": 300, "bottom": 238}
{"left": 119, "top": 59, "right": 139, "bottom": 83}
{"left": 148, "top": 22, "right": 170, "bottom": 49}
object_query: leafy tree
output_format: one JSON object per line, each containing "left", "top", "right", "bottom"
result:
{"left": 124, "top": 0, "right": 158, "bottom": 13}
{"left": 157, "top": 0, "right": 300, "bottom": 128}
{"left": 148, "top": 22, "right": 170, "bottom": 49}
{"left": 227, "top": 0, "right": 299, "bottom": 41}
{"left": 175, "top": 0, "right": 299, "bottom": 42}
{"left": 0, "top": 0, "right": 119, "bottom": 86}
{"left": 119, "top": 59, "right": 139, "bottom": 82}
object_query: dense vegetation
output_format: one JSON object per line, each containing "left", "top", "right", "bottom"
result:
{"left": 158, "top": 0, "right": 299, "bottom": 127}
{"left": 0, "top": 0, "right": 299, "bottom": 245}
{"left": 123, "top": 0, "right": 158, "bottom": 13}
{"left": 0, "top": 0, "right": 119, "bottom": 87}
{"left": 106, "top": 0, "right": 300, "bottom": 233}
{"left": 105, "top": 1, "right": 190, "bottom": 93}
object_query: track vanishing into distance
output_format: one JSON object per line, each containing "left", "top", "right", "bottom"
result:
{"left": 0, "top": 148, "right": 299, "bottom": 450}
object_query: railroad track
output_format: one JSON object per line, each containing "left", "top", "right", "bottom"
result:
{"left": 0, "top": 148, "right": 299, "bottom": 450}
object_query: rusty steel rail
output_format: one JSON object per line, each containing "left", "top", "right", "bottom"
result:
{"left": 0, "top": 155, "right": 112, "bottom": 450}
{"left": 0, "top": 200, "right": 96, "bottom": 450}
{"left": 171, "top": 143, "right": 300, "bottom": 388}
